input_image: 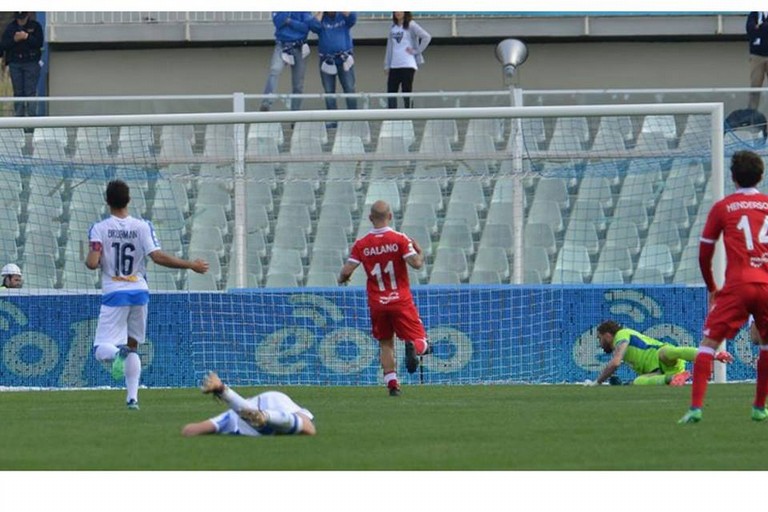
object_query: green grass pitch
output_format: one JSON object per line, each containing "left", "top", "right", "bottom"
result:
{"left": 2, "top": 383, "right": 768, "bottom": 470}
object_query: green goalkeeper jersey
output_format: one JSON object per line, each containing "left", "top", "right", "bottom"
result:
{"left": 613, "top": 328, "right": 666, "bottom": 375}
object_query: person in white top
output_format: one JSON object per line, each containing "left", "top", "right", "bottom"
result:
{"left": 181, "top": 371, "right": 317, "bottom": 437}
{"left": 383, "top": 11, "right": 431, "bottom": 109}
{"left": 86, "top": 180, "right": 209, "bottom": 410}
{"left": 0, "top": 263, "right": 23, "bottom": 289}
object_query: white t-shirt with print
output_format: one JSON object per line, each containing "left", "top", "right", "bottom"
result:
{"left": 389, "top": 24, "right": 417, "bottom": 69}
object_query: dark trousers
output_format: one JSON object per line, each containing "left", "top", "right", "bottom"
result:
{"left": 9, "top": 61, "right": 41, "bottom": 117}
{"left": 387, "top": 68, "right": 416, "bottom": 109}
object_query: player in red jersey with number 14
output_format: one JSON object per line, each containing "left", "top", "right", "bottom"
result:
{"left": 680, "top": 151, "right": 768, "bottom": 423}
{"left": 338, "top": 200, "right": 431, "bottom": 396}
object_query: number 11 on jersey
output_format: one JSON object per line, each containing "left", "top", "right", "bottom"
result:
{"left": 370, "top": 260, "right": 397, "bottom": 291}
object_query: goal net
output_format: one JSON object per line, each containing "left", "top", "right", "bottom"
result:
{"left": 0, "top": 103, "right": 728, "bottom": 388}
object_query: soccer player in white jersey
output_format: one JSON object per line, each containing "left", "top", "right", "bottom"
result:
{"left": 181, "top": 371, "right": 317, "bottom": 437}
{"left": 86, "top": 180, "right": 209, "bottom": 410}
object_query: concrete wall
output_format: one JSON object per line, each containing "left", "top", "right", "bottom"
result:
{"left": 48, "top": 40, "right": 751, "bottom": 101}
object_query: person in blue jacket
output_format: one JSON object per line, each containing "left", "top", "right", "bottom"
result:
{"left": 1, "top": 12, "right": 44, "bottom": 117}
{"left": 747, "top": 12, "right": 768, "bottom": 110}
{"left": 260, "top": 12, "right": 313, "bottom": 112}
{"left": 309, "top": 11, "right": 357, "bottom": 116}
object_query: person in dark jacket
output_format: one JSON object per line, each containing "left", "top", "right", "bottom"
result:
{"left": 747, "top": 12, "right": 768, "bottom": 109}
{"left": 1, "top": 12, "right": 43, "bottom": 117}
{"left": 308, "top": 12, "right": 357, "bottom": 116}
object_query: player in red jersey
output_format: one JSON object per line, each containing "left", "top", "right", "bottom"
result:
{"left": 338, "top": 200, "right": 431, "bottom": 396}
{"left": 680, "top": 150, "right": 768, "bottom": 423}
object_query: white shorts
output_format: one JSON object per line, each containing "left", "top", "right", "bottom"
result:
{"left": 93, "top": 304, "right": 148, "bottom": 346}
{"left": 251, "top": 391, "right": 314, "bottom": 421}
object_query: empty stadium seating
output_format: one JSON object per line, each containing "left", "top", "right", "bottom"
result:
{"left": 1, "top": 113, "right": 722, "bottom": 290}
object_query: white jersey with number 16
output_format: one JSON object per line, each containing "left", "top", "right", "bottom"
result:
{"left": 88, "top": 215, "right": 161, "bottom": 299}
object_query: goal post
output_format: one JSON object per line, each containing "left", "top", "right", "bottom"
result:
{"left": 0, "top": 102, "right": 734, "bottom": 388}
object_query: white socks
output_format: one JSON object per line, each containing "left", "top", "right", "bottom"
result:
{"left": 261, "top": 410, "right": 303, "bottom": 434}
{"left": 220, "top": 387, "right": 252, "bottom": 413}
{"left": 94, "top": 343, "right": 120, "bottom": 361}
{"left": 125, "top": 352, "right": 141, "bottom": 403}
{"left": 94, "top": 344, "right": 141, "bottom": 404}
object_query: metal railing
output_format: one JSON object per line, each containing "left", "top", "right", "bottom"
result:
{"left": 47, "top": 12, "right": 270, "bottom": 24}
{"left": 46, "top": 11, "right": 739, "bottom": 25}
{"left": 0, "top": 87, "right": 765, "bottom": 118}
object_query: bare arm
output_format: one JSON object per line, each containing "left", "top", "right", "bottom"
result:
{"left": 406, "top": 253, "right": 424, "bottom": 270}
{"left": 338, "top": 261, "right": 359, "bottom": 285}
{"left": 150, "top": 251, "right": 209, "bottom": 274}
{"left": 595, "top": 343, "right": 628, "bottom": 384}
{"left": 405, "top": 237, "right": 424, "bottom": 270}
{"left": 85, "top": 242, "right": 101, "bottom": 270}
{"left": 181, "top": 420, "right": 217, "bottom": 437}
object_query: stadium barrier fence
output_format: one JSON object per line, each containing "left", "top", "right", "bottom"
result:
{"left": 0, "top": 286, "right": 760, "bottom": 388}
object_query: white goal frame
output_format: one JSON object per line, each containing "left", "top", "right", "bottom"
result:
{"left": 0, "top": 101, "right": 726, "bottom": 381}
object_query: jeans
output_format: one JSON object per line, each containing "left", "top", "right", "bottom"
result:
{"left": 261, "top": 42, "right": 307, "bottom": 111}
{"left": 9, "top": 61, "right": 41, "bottom": 117}
{"left": 319, "top": 58, "right": 357, "bottom": 111}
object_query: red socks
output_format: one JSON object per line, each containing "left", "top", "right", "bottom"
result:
{"left": 691, "top": 350, "right": 714, "bottom": 409}
{"left": 754, "top": 349, "right": 768, "bottom": 409}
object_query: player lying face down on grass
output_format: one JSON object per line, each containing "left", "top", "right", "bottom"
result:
{"left": 593, "top": 320, "right": 733, "bottom": 386}
{"left": 181, "top": 371, "right": 316, "bottom": 437}
{"left": 337, "top": 200, "right": 431, "bottom": 397}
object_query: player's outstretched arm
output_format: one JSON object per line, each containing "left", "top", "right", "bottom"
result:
{"left": 150, "top": 251, "right": 209, "bottom": 274}
{"left": 594, "top": 343, "right": 628, "bottom": 385}
{"left": 181, "top": 420, "right": 217, "bottom": 437}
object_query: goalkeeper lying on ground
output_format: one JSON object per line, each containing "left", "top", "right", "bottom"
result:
{"left": 592, "top": 320, "right": 734, "bottom": 386}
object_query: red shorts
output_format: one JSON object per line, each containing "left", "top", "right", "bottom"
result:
{"left": 704, "top": 282, "right": 768, "bottom": 342}
{"left": 369, "top": 300, "right": 427, "bottom": 343}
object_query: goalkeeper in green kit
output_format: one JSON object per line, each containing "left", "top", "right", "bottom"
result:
{"left": 591, "top": 320, "right": 734, "bottom": 386}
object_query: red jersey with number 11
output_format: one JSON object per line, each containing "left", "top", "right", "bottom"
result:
{"left": 701, "top": 188, "right": 768, "bottom": 287}
{"left": 348, "top": 227, "right": 418, "bottom": 308}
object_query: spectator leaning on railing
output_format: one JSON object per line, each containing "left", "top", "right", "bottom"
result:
{"left": 1, "top": 12, "right": 43, "bottom": 118}
{"left": 260, "top": 12, "right": 312, "bottom": 112}
{"left": 747, "top": 11, "right": 768, "bottom": 110}
{"left": 309, "top": 11, "right": 358, "bottom": 120}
